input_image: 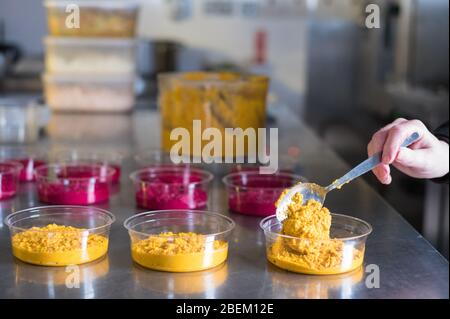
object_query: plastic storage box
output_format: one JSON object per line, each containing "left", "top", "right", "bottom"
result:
{"left": 159, "top": 72, "right": 269, "bottom": 157}
{"left": 43, "top": 74, "right": 135, "bottom": 113}
{"left": 45, "top": 0, "right": 139, "bottom": 38}
{"left": 45, "top": 37, "right": 136, "bottom": 74}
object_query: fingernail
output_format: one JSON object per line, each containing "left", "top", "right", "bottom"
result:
{"left": 386, "top": 176, "right": 392, "bottom": 184}
{"left": 382, "top": 155, "right": 390, "bottom": 164}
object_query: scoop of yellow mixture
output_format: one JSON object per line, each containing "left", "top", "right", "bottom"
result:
{"left": 11, "top": 224, "right": 108, "bottom": 266}
{"left": 279, "top": 192, "right": 332, "bottom": 240}
{"left": 131, "top": 232, "right": 228, "bottom": 272}
{"left": 268, "top": 192, "right": 363, "bottom": 275}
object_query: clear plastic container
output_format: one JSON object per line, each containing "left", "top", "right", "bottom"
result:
{"left": 44, "top": 74, "right": 135, "bottom": 113}
{"left": 5, "top": 206, "right": 115, "bottom": 266}
{"left": 0, "top": 161, "right": 22, "bottom": 200}
{"left": 124, "top": 210, "right": 235, "bottom": 272}
{"left": 130, "top": 167, "right": 213, "bottom": 210}
{"left": 0, "top": 98, "right": 49, "bottom": 143}
{"left": 53, "top": 149, "right": 125, "bottom": 184}
{"left": 159, "top": 72, "right": 269, "bottom": 157}
{"left": 45, "top": 0, "right": 139, "bottom": 38}
{"left": 222, "top": 172, "right": 304, "bottom": 217}
{"left": 260, "top": 214, "right": 372, "bottom": 275}
{"left": 35, "top": 163, "right": 115, "bottom": 205}
{"left": 45, "top": 37, "right": 137, "bottom": 74}
{"left": 0, "top": 146, "right": 47, "bottom": 182}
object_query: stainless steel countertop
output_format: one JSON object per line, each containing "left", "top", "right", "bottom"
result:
{"left": 0, "top": 107, "right": 448, "bottom": 299}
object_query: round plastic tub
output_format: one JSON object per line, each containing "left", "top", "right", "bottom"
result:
{"left": 35, "top": 163, "right": 114, "bottom": 205}
{"left": 260, "top": 214, "right": 372, "bottom": 275}
{"left": 130, "top": 167, "right": 213, "bottom": 210}
{"left": 0, "top": 146, "right": 47, "bottom": 182}
{"left": 53, "top": 149, "right": 124, "bottom": 184}
{"left": 124, "top": 210, "right": 235, "bottom": 272}
{"left": 0, "top": 161, "right": 22, "bottom": 200}
{"left": 222, "top": 172, "right": 304, "bottom": 217}
{"left": 45, "top": 0, "right": 139, "bottom": 38}
{"left": 45, "top": 37, "right": 137, "bottom": 74}
{"left": 5, "top": 206, "right": 114, "bottom": 266}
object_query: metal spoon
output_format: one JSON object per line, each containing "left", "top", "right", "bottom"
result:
{"left": 276, "top": 132, "right": 420, "bottom": 221}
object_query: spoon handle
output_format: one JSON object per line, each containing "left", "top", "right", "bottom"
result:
{"left": 326, "top": 132, "right": 420, "bottom": 192}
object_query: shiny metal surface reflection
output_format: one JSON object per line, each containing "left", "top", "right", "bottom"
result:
{"left": 0, "top": 107, "right": 448, "bottom": 299}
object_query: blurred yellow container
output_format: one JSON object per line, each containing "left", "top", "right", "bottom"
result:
{"left": 45, "top": 0, "right": 138, "bottom": 38}
{"left": 158, "top": 72, "right": 269, "bottom": 158}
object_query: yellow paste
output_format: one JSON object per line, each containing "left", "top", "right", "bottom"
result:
{"left": 269, "top": 193, "right": 364, "bottom": 275}
{"left": 11, "top": 224, "right": 108, "bottom": 266}
{"left": 159, "top": 72, "right": 269, "bottom": 158}
{"left": 131, "top": 232, "right": 228, "bottom": 272}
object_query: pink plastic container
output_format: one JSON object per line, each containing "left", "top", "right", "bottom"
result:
{"left": 35, "top": 163, "right": 114, "bottom": 205}
{"left": 0, "top": 147, "right": 46, "bottom": 182}
{"left": 0, "top": 161, "right": 22, "bottom": 200}
{"left": 53, "top": 149, "right": 124, "bottom": 184}
{"left": 222, "top": 172, "right": 304, "bottom": 217}
{"left": 130, "top": 167, "right": 213, "bottom": 210}
{"left": 17, "top": 158, "right": 47, "bottom": 182}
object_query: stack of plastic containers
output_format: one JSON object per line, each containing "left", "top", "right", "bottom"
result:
{"left": 43, "top": 0, "right": 139, "bottom": 113}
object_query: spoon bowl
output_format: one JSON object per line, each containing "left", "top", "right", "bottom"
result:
{"left": 276, "top": 182, "right": 327, "bottom": 221}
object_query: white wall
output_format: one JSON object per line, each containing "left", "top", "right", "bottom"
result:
{"left": 138, "top": 0, "right": 309, "bottom": 109}
{"left": 0, "top": 0, "right": 47, "bottom": 55}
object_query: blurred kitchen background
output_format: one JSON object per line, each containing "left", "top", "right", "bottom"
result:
{"left": 0, "top": 0, "right": 448, "bottom": 258}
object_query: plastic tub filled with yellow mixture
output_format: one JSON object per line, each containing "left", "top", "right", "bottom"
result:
{"left": 124, "top": 210, "right": 235, "bottom": 272}
{"left": 5, "top": 206, "right": 114, "bottom": 266}
{"left": 260, "top": 193, "right": 372, "bottom": 275}
{"left": 159, "top": 72, "right": 269, "bottom": 158}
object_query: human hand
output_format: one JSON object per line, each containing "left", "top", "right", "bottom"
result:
{"left": 367, "top": 119, "right": 449, "bottom": 184}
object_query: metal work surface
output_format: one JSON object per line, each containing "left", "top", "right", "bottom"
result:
{"left": 0, "top": 107, "right": 448, "bottom": 299}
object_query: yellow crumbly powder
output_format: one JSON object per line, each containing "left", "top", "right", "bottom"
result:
{"left": 131, "top": 232, "right": 228, "bottom": 272}
{"left": 11, "top": 224, "right": 108, "bottom": 266}
{"left": 269, "top": 192, "right": 363, "bottom": 275}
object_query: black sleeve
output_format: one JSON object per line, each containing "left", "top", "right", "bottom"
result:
{"left": 431, "top": 121, "right": 449, "bottom": 184}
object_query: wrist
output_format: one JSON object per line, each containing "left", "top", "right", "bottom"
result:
{"left": 434, "top": 140, "right": 449, "bottom": 178}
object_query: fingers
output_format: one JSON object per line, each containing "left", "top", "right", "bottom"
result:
{"left": 395, "top": 147, "right": 421, "bottom": 168}
{"left": 382, "top": 120, "right": 425, "bottom": 165}
{"left": 367, "top": 118, "right": 407, "bottom": 184}
{"left": 368, "top": 118, "right": 407, "bottom": 157}
{"left": 376, "top": 163, "right": 392, "bottom": 184}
